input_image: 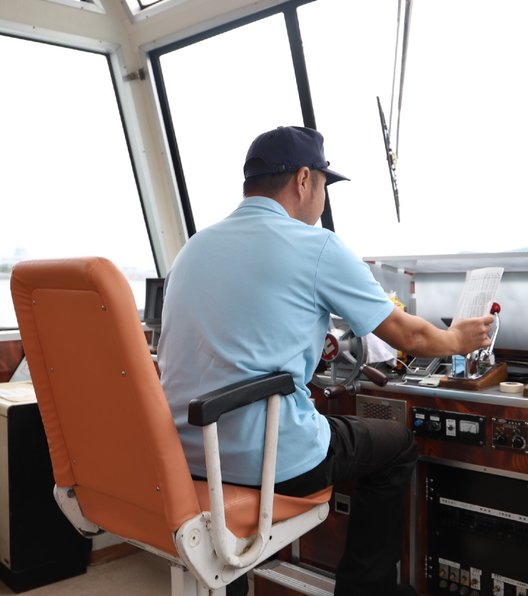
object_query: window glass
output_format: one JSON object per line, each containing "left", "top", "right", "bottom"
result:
{"left": 300, "top": 0, "right": 528, "bottom": 258}
{"left": 299, "top": 0, "right": 406, "bottom": 257}
{"left": 0, "top": 36, "right": 156, "bottom": 329}
{"left": 397, "top": 0, "right": 528, "bottom": 255}
{"left": 43, "top": 0, "right": 105, "bottom": 13}
{"left": 159, "top": 14, "right": 303, "bottom": 231}
{"left": 125, "top": 0, "right": 166, "bottom": 10}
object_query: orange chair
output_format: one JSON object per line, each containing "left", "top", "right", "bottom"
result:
{"left": 10, "top": 257, "right": 332, "bottom": 595}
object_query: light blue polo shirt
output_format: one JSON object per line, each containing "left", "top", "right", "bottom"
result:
{"left": 158, "top": 196, "right": 393, "bottom": 485}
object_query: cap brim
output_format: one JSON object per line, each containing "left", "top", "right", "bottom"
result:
{"left": 322, "top": 167, "right": 350, "bottom": 186}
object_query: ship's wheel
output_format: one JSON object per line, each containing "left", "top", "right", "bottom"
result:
{"left": 311, "top": 317, "right": 368, "bottom": 390}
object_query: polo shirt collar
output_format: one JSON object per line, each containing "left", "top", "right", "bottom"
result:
{"left": 236, "top": 196, "right": 290, "bottom": 218}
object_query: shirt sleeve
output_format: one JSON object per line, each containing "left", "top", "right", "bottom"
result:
{"left": 314, "top": 233, "right": 394, "bottom": 337}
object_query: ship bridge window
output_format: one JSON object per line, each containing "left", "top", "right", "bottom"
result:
{"left": 0, "top": 35, "right": 156, "bottom": 330}
{"left": 152, "top": 0, "right": 528, "bottom": 261}
{"left": 123, "top": 0, "right": 186, "bottom": 19}
{"left": 137, "top": 0, "right": 165, "bottom": 7}
{"left": 43, "top": 0, "right": 105, "bottom": 14}
{"left": 152, "top": 12, "right": 303, "bottom": 233}
{"left": 385, "top": 0, "right": 528, "bottom": 257}
{"left": 150, "top": 0, "right": 397, "bottom": 236}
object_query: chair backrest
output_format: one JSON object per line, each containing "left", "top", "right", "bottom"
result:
{"left": 10, "top": 257, "right": 200, "bottom": 554}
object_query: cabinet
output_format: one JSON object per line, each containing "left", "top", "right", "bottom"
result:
{"left": 0, "top": 383, "right": 91, "bottom": 592}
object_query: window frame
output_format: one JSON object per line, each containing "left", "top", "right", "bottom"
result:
{"left": 148, "top": 0, "right": 337, "bottom": 237}
{"left": 0, "top": 32, "right": 161, "bottom": 329}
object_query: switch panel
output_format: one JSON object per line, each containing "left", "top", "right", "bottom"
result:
{"left": 491, "top": 417, "right": 528, "bottom": 452}
{"left": 411, "top": 407, "right": 485, "bottom": 446}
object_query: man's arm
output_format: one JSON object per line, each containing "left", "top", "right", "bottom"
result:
{"left": 373, "top": 305, "right": 495, "bottom": 358}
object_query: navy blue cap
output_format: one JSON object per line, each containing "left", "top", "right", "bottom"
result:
{"left": 243, "top": 126, "right": 350, "bottom": 186}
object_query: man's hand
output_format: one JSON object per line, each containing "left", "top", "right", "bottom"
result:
{"left": 447, "top": 315, "right": 495, "bottom": 355}
{"left": 373, "top": 307, "right": 495, "bottom": 358}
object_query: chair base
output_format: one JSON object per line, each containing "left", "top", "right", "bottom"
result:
{"left": 170, "top": 563, "right": 226, "bottom": 595}
{"left": 176, "top": 504, "right": 330, "bottom": 591}
{"left": 164, "top": 552, "right": 337, "bottom": 596}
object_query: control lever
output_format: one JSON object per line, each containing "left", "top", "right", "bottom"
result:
{"left": 361, "top": 364, "right": 389, "bottom": 386}
{"left": 323, "top": 364, "right": 388, "bottom": 398}
{"left": 465, "top": 302, "right": 501, "bottom": 378}
{"left": 480, "top": 302, "right": 501, "bottom": 363}
{"left": 323, "top": 385, "right": 347, "bottom": 398}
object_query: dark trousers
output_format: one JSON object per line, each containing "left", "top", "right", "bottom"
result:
{"left": 227, "top": 415, "right": 418, "bottom": 596}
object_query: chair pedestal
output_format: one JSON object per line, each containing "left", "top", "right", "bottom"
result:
{"left": 170, "top": 563, "right": 226, "bottom": 596}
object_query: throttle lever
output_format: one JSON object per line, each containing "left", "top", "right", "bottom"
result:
{"left": 360, "top": 364, "right": 388, "bottom": 386}
{"left": 322, "top": 365, "right": 388, "bottom": 398}
{"left": 479, "top": 302, "right": 501, "bottom": 363}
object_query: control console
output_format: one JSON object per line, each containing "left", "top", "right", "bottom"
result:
{"left": 411, "top": 407, "right": 485, "bottom": 446}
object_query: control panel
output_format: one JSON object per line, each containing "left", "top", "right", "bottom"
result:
{"left": 426, "top": 463, "right": 528, "bottom": 596}
{"left": 412, "top": 407, "right": 485, "bottom": 446}
{"left": 491, "top": 417, "right": 528, "bottom": 452}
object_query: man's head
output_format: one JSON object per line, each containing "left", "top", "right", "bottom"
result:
{"left": 242, "top": 126, "right": 349, "bottom": 224}
{"left": 243, "top": 126, "right": 349, "bottom": 188}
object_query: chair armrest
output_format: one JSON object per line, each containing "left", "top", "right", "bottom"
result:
{"left": 186, "top": 371, "right": 295, "bottom": 569}
{"left": 188, "top": 372, "right": 294, "bottom": 426}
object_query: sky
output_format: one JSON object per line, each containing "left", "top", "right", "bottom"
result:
{"left": 0, "top": 35, "right": 155, "bottom": 273}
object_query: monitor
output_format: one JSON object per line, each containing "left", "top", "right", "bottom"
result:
{"left": 144, "top": 277, "right": 165, "bottom": 350}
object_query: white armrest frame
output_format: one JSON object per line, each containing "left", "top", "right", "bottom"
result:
{"left": 186, "top": 372, "right": 295, "bottom": 569}
{"left": 202, "top": 393, "right": 281, "bottom": 568}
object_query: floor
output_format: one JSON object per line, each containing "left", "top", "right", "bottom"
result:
{"left": 0, "top": 552, "right": 257, "bottom": 595}
{"left": 0, "top": 551, "right": 171, "bottom": 596}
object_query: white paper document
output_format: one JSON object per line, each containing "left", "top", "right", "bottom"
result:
{"left": 0, "top": 382, "right": 36, "bottom": 402}
{"left": 453, "top": 267, "right": 504, "bottom": 320}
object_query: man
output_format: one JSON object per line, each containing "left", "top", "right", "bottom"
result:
{"left": 158, "top": 126, "right": 493, "bottom": 596}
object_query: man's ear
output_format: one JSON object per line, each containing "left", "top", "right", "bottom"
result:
{"left": 296, "top": 166, "right": 311, "bottom": 192}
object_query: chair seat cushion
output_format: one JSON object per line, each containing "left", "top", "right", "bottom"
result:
{"left": 194, "top": 481, "right": 332, "bottom": 538}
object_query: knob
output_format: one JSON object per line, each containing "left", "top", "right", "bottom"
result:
{"left": 323, "top": 385, "right": 347, "bottom": 398}
{"left": 360, "top": 364, "right": 388, "bottom": 386}
{"left": 495, "top": 433, "right": 507, "bottom": 446}
{"left": 512, "top": 435, "right": 526, "bottom": 449}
